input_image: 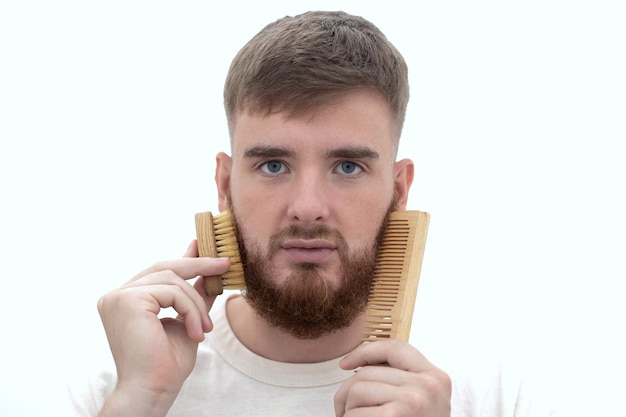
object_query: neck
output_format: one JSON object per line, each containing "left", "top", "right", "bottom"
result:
{"left": 225, "top": 294, "right": 365, "bottom": 363}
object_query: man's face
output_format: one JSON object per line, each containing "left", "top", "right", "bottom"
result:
{"left": 216, "top": 89, "right": 413, "bottom": 338}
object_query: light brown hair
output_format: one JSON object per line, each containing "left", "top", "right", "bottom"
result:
{"left": 224, "top": 11, "right": 409, "bottom": 143}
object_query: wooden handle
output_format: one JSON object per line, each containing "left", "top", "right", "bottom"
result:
{"left": 194, "top": 212, "right": 224, "bottom": 295}
{"left": 394, "top": 210, "right": 429, "bottom": 342}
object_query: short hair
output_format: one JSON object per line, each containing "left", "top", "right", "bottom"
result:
{"left": 224, "top": 11, "right": 409, "bottom": 143}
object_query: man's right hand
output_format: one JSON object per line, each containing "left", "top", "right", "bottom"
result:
{"left": 95, "top": 240, "right": 231, "bottom": 417}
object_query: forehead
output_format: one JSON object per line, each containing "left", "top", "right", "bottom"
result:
{"left": 230, "top": 89, "right": 396, "bottom": 159}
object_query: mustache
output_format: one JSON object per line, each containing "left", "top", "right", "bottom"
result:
{"left": 268, "top": 225, "right": 347, "bottom": 257}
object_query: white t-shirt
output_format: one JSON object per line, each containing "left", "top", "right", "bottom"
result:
{"left": 68, "top": 294, "right": 556, "bottom": 416}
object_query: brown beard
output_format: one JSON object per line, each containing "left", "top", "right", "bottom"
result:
{"left": 230, "top": 198, "right": 397, "bottom": 339}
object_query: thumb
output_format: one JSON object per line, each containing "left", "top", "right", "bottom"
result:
{"left": 183, "top": 240, "right": 200, "bottom": 258}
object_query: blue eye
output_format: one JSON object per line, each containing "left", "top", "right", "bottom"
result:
{"left": 336, "top": 161, "right": 362, "bottom": 175}
{"left": 261, "top": 160, "right": 287, "bottom": 175}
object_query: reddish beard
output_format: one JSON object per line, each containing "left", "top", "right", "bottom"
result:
{"left": 231, "top": 201, "right": 396, "bottom": 340}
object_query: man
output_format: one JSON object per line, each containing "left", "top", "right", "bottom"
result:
{"left": 69, "top": 10, "right": 539, "bottom": 417}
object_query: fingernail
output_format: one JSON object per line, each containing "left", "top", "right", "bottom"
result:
{"left": 207, "top": 257, "right": 229, "bottom": 263}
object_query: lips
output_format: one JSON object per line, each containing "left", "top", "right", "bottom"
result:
{"left": 281, "top": 239, "right": 337, "bottom": 263}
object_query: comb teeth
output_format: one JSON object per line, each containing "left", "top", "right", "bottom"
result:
{"left": 363, "top": 211, "right": 430, "bottom": 342}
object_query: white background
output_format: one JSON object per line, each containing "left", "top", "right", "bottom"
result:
{"left": 1, "top": 1, "right": 624, "bottom": 415}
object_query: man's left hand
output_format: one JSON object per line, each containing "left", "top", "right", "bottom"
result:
{"left": 334, "top": 339, "right": 451, "bottom": 416}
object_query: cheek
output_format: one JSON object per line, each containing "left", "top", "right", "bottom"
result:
{"left": 228, "top": 170, "right": 290, "bottom": 228}
{"left": 346, "top": 185, "right": 397, "bottom": 247}
{"left": 229, "top": 194, "right": 276, "bottom": 252}
{"left": 342, "top": 205, "right": 389, "bottom": 249}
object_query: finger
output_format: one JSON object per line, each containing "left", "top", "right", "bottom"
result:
{"left": 183, "top": 240, "right": 199, "bottom": 258}
{"left": 334, "top": 367, "right": 403, "bottom": 416}
{"left": 192, "top": 276, "right": 218, "bottom": 309}
{"left": 130, "top": 256, "right": 230, "bottom": 283}
{"left": 125, "top": 270, "right": 213, "bottom": 332}
{"left": 135, "top": 284, "right": 207, "bottom": 342}
{"left": 335, "top": 373, "right": 438, "bottom": 417}
{"left": 192, "top": 277, "right": 218, "bottom": 332}
{"left": 340, "top": 340, "right": 430, "bottom": 373}
{"left": 349, "top": 365, "right": 411, "bottom": 386}
{"left": 335, "top": 378, "right": 393, "bottom": 416}
{"left": 345, "top": 381, "right": 399, "bottom": 412}
{"left": 338, "top": 409, "right": 382, "bottom": 417}
{"left": 339, "top": 403, "right": 407, "bottom": 417}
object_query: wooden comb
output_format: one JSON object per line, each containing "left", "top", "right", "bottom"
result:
{"left": 362, "top": 210, "right": 430, "bottom": 342}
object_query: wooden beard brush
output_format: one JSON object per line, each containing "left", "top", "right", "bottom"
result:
{"left": 194, "top": 209, "right": 430, "bottom": 342}
{"left": 194, "top": 210, "right": 245, "bottom": 296}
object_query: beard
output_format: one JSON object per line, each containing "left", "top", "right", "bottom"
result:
{"left": 230, "top": 197, "right": 398, "bottom": 339}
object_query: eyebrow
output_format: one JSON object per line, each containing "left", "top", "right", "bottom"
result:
{"left": 242, "top": 144, "right": 379, "bottom": 160}
{"left": 244, "top": 145, "right": 295, "bottom": 159}
{"left": 326, "top": 146, "right": 379, "bottom": 160}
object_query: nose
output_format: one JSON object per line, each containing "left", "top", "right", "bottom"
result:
{"left": 286, "top": 171, "right": 330, "bottom": 224}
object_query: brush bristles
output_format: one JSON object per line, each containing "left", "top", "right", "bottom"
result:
{"left": 362, "top": 211, "right": 430, "bottom": 342}
{"left": 212, "top": 211, "right": 244, "bottom": 288}
{"left": 195, "top": 210, "right": 245, "bottom": 294}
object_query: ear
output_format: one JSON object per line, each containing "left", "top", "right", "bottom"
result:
{"left": 215, "top": 152, "right": 232, "bottom": 212}
{"left": 393, "top": 158, "right": 414, "bottom": 210}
